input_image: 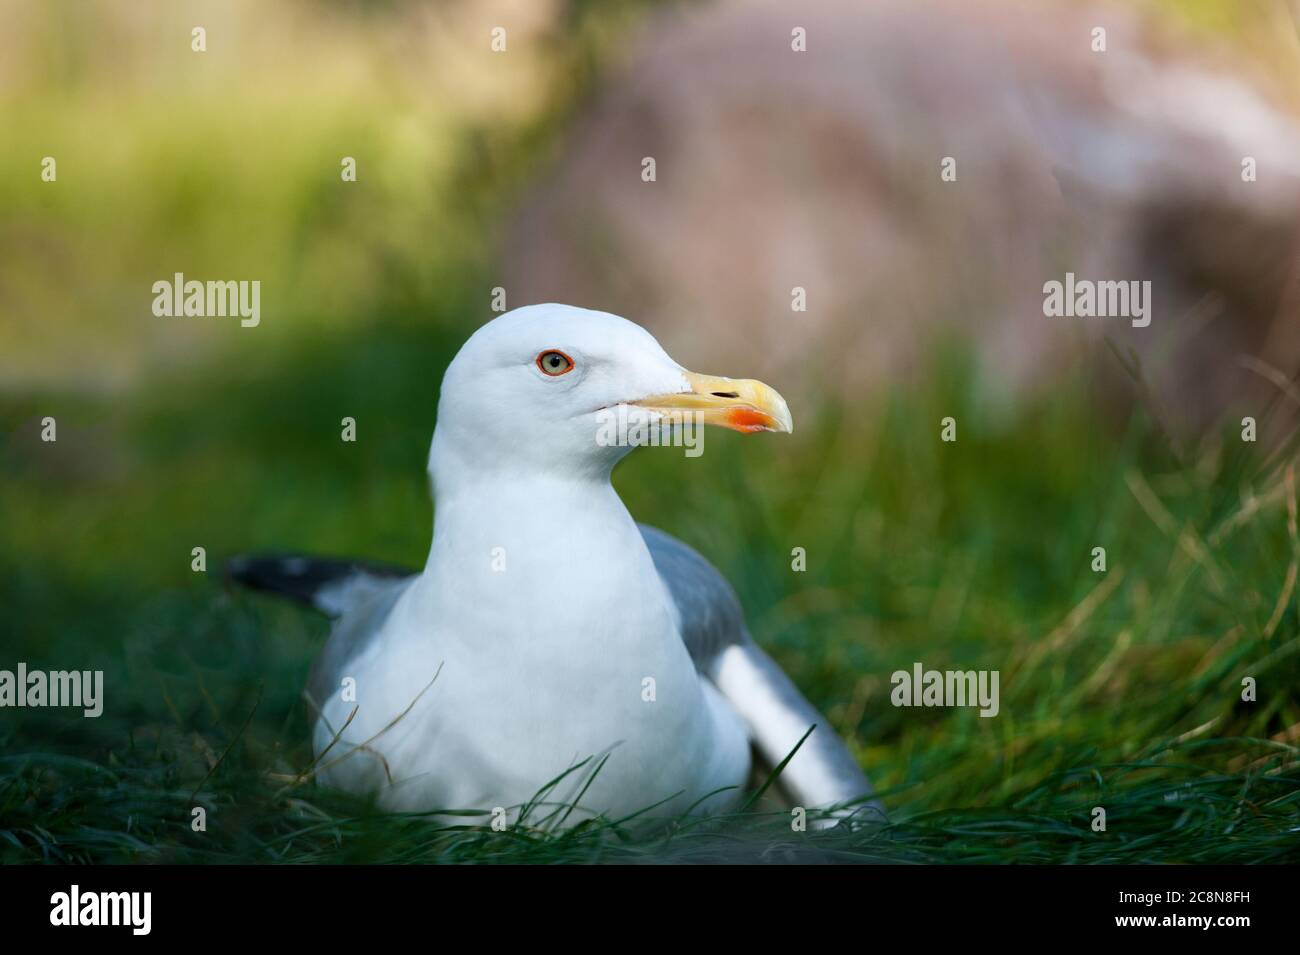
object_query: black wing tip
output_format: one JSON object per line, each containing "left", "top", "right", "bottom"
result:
{"left": 225, "top": 553, "right": 328, "bottom": 608}
{"left": 225, "top": 553, "right": 417, "bottom": 609}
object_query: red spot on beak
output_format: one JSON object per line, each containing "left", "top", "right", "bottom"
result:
{"left": 725, "top": 407, "right": 774, "bottom": 432}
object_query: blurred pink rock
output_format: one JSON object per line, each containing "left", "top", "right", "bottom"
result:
{"left": 504, "top": 0, "right": 1300, "bottom": 446}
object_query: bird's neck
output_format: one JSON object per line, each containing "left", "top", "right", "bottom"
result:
{"left": 412, "top": 426, "right": 674, "bottom": 645}
{"left": 411, "top": 469, "right": 674, "bottom": 649}
{"left": 425, "top": 469, "right": 631, "bottom": 568}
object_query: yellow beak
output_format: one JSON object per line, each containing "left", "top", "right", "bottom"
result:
{"left": 630, "top": 370, "right": 794, "bottom": 434}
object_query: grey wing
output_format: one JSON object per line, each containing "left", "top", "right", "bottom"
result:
{"left": 638, "top": 524, "right": 747, "bottom": 674}
{"left": 638, "top": 524, "right": 884, "bottom": 820}
{"left": 305, "top": 573, "right": 413, "bottom": 721}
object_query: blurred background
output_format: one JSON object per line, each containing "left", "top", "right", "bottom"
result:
{"left": 2, "top": 0, "right": 1299, "bottom": 862}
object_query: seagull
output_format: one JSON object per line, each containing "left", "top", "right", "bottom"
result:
{"left": 228, "top": 304, "right": 880, "bottom": 828}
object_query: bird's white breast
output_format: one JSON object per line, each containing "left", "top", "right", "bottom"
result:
{"left": 312, "top": 477, "right": 750, "bottom": 826}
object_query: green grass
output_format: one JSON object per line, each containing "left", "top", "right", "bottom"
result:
{"left": 2, "top": 0, "right": 1299, "bottom": 865}
{"left": 2, "top": 313, "right": 1299, "bottom": 864}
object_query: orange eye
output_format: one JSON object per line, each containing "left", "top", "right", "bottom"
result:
{"left": 536, "top": 350, "right": 575, "bottom": 376}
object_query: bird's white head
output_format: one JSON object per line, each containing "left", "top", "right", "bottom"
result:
{"left": 429, "top": 304, "right": 792, "bottom": 487}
